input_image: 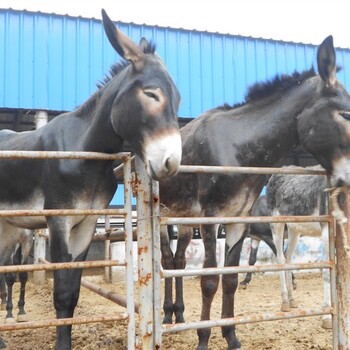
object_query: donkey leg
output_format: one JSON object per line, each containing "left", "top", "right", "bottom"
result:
{"left": 0, "top": 275, "right": 7, "bottom": 311}
{"left": 53, "top": 256, "right": 87, "bottom": 350}
{"left": 173, "top": 225, "right": 193, "bottom": 323}
{"left": 271, "top": 222, "right": 290, "bottom": 311}
{"left": 284, "top": 225, "right": 300, "bottom": 309}
{"left": 160, "top": 226, "right": 175, "bottom": 324}
{"left": 0, "top": 336, "right": 6, "bottom": 349}
{"left": 16, "top": 271, "right": 28, "bottom": 322}
{"left": 196, "top": 224, "right": 219, "bottom": 350}
{"left": 4, "top": 272, "right": 16, "bottom": 323}
{"left": 49, "top": 217, "right": 93, "bottom": 350}
{"left": 221, "top": 224, "right": 245, "bottom": 350}
{"left": 240, "top": 238, "right": 260, "bottom": 289}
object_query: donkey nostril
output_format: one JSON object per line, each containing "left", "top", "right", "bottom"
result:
{"left": 165, "top": 156, "right": 180, "bottom": 176}
{"left": 337, "top": 178, "right": 345, "bottom": 187}
{"left": 165, "top": 157, "right": 170, "bottom": 171}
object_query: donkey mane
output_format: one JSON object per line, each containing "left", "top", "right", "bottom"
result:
{"left": 246, "top": 68, "right": 316, "bottom": 102}
{"left": 97, "top": 41, "right": 157, "bottom": 88}
{"left": 215, "top": 67, "right": 317, "bottom": 112}
{"left": 79, "top": 40, "right": 156, "bottom": 114}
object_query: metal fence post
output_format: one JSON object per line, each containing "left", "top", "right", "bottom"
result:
{"left": 151, "top": 175, "right": 162, "bottom": 348}
{"left": 335, "top": 188, "right": 350, "bottom": 349}
{"left": 135, "top": 156, "right": 155, "bottom": 349}
{"left": 104, "top": 215, "right": 111, "bottom": 282}
{"left": 124, "top": 155, "right": 136, "bottom": 350}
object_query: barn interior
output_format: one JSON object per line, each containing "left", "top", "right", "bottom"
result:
{"left": 0, "top": 109, "right": 317, "bottom": 167}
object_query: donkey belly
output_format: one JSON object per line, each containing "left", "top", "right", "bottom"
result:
{"left": 161, "top": 199, "right": 202, "bottom": 218}
{"left": 288, "top": 222, "right": 322, "bottom": 237}
{"left": 0, "top": 192, "right": 47, "bottom": 229}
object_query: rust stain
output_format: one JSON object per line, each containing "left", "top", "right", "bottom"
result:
{"left": 138, "top": 246, "right": 149, "bottom": 254}
{"left": 131, "top": 173, "right": 141, "bottom": 197}
{"left": 139, "top": 273, "right": 152, "bottom": 285}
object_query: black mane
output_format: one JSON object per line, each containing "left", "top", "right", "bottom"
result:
{"left": 215, "top": 67, "right": 317, "bottom": 111}
{"left": 97, "top": 40, "right": 156, "bottom": 88}
{"left": 246, "top": 68, "right": 316, "bottom": 102}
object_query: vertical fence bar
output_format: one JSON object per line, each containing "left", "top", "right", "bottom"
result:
{"left": 33, "top": 229, "right": 46, "bottom": 284}
{"left": 135, "top": 156, "right": 154, "bottom": 349}
{"left": 104, "top": 215, "right": 111, "bottom": 282}
{"left": 326, "top": 175, "right": 338, "bottom": 348}
{"left": 329, "top": 217, "right": 338, "bottom": 349}
{"left": 33, "top": 111, "right": 48, "bottom": 284}
{"left": 151, "top": 178, "right": 162, "bottom": 348}
{"left": 335, "top": 188, "right": 350, "bottom": 349}
{"left": 124, "top": 155, "right": 136, "bottom": 350}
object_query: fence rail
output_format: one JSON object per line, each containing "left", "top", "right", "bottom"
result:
{"left": 0, "top": 150, "right": 344, "bottom": 349}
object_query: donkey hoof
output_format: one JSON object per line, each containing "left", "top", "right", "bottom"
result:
{"left": 289, "top": 299, "right": 298, "bottom": 308}
{"left": 281, "top": 303, "right": 290, "bottom": 312}
{"left": 162, "top": 316, "right": 173, "bottom": 324}
{"left": 17, "top": 314, "right": 29, "bottom": 322}
{"left": 239, "top": 282, "right": 248, "bottom": 290}
{"left": 4, "top": 317, "right": 16, "bottom": 324}
{"left": 321, "top": 318, "right": 332, "bottom": 329}
{"left": 175, "top": 316, "right": 185, "bottom": 324}
{"left": 0, "top": 338, "right": 6, "bottom": 349}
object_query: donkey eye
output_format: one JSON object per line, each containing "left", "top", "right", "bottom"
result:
{"left": 144, "top": 89, "right": 159, "bottom": 101}
{"left": 340, "top": 112, "right": 350, "bottom": 121}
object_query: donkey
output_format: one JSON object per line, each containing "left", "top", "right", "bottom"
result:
{"left": 0, "top": 9, "right": 181, "bottom": 349}
{"left": 0, "top": 229, "right": 34, "bottom": 324}
{"left": 159, "top": 35, "right": 350, "bottom": 349}
{"left": 266, "top": 165, "right": 331, "bottom": 329}
{"left": 237, "top": 195, "right": 297, "bottom": 290}
{"left": 238, "top": 195, "right": 278, "bottom": 288}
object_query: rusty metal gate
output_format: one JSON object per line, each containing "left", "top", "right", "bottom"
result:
{"left": 134, "top": 156, "right": 350, "bottom": 349}
{"left": 0, "top": 151, "right": 137, "bottom": 349}
{"left": 1, "top": 152, "right": 349, "bottom": 349}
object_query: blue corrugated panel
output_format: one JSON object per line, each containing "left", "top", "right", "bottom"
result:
{"left": 1, "top": 9, "right": 350, "bottom": 208}
{"left": 1, "top": 8, "right": 350, "bottom": 118}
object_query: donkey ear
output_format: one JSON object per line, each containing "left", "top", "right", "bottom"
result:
{"left": 101, "top": 9, "right": 144, "bottom": 63}
{"left": 139, "top": 37, "right": 149, "bottom": 52}
{"left": 317, "top": 35, "right": 336, "bottom": 87}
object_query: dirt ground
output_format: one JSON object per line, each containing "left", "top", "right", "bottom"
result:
{"left": 0, "top": 270, "right": 332, "bottom": 350}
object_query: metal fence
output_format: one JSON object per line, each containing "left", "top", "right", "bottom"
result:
{"left": 134, "top": 156, "right": 348, "bottom": 349}
{"left": 0, "top": 150, "right": 137, "bottom": 350}
{"left": 1, "top": 152, "right": 350, "bottom": 349}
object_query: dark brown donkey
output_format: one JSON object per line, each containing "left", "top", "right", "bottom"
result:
{"left": 159, "top": 35, "right": 350, "bottom": 350}
{"left": 0, "top": 9, "right": 181, "bottom": 350}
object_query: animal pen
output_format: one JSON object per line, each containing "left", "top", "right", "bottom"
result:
{"left": 0, "top": 151, "right": 350, "bottom": 349}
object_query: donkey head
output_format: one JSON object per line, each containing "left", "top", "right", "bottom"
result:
{"left": 298, "top": 35, "right": 350, "bottom": 187}
{"left": 101, "top": 9, "right": 182, "bottom": 180}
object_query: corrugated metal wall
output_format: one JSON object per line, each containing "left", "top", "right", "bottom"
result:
{"left": 1, "top": 8, "right": 350, "bottom": 118}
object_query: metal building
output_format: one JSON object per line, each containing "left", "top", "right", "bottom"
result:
{"left": 2, "top": 8, "right": 350, "bottom": 117}
{"left": 1, "top": 8, "right": 350, "bottom": 205}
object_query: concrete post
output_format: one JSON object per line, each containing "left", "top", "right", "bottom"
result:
{"left": 33, "top": 111, "right": 48, "bottom": 283}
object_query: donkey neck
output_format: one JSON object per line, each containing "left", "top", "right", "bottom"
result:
{"left": 236, "top": 76, "right": 320, "bottom": 166}
{"left": 75, "top": 78, "right": 126, "bottom": 154}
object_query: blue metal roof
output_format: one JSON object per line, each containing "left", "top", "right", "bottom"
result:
{"left": 1, "top": 8, "right": 350, "bottom": 119}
